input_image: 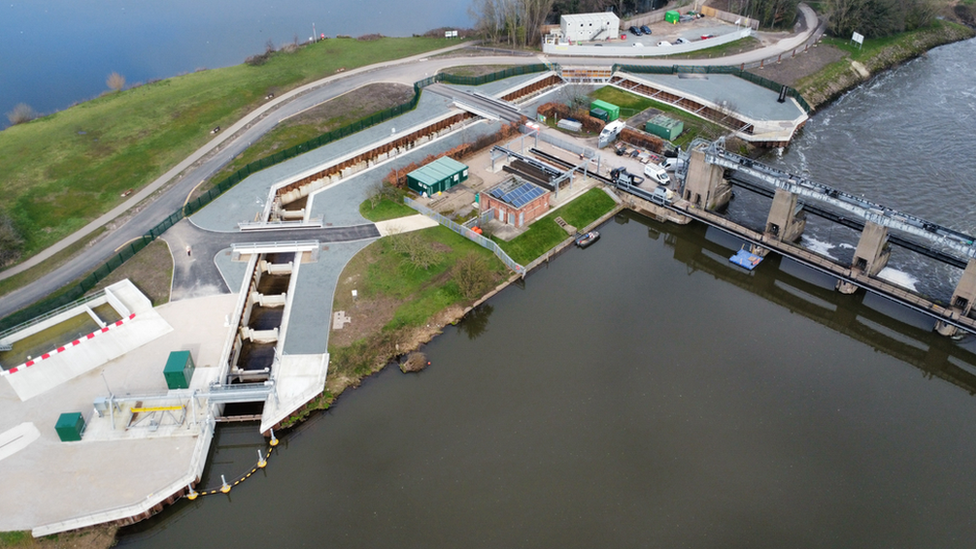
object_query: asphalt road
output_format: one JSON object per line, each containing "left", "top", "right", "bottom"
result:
{"left": 0, "top": 5, "right": 818, "bottom": 321}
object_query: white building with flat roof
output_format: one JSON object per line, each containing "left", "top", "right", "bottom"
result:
{"left": 560, "top": 12, "right": 620, "bottom": 42}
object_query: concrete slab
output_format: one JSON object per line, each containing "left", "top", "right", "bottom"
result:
{"left": 0, "top": 422, "right": 40, "bottom": 461}
{"left": 281, "top": 240, "right": 376, "bottom": 355}
{"left": 624, "top": 72, "right": 805, "bottom": 122}
{"left": 375, "top": 214, "right": 439, "bottom": 236}
{"left": 5, "top": 309, "right": 174, "bottom": 401}
{"left": 261, "top": 353, "right": 328, "bottom": 433}
{"left": 214, "top": 246, "right": 250, "bottom": 294}
{"left": 0, "top": 292, "right": 237, "bottom": 533}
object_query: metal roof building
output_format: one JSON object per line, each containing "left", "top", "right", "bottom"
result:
{"left": 406, "top": 156, "right": 468, "bottom": 195}
{"left": 560, "top": 12, "right": 620, "bottom": 42}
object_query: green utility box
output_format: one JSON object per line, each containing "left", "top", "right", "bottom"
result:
{"left": 589, "top": 100, "right": 619, "bottom": 121}
{"left": 665, "top": 10, "right": 681, "bottom": 24}
{"left": 164, "top": 350, "right": 195, "bottom": 390}
{"left": 406, "top": 156, "right": 469, "bottom": 195}
{"left": 590, "top": 108, "right": 609, "bottom": 122}
{"left": 645, "top": 114, "right": 684, "bottom": 140}
{"left": 55, "top": 412, "right": 86, "bottom": 442}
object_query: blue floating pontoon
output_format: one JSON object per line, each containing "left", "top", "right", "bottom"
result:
{"left": 729, "top": 249, "right": 763, "bottom": 270}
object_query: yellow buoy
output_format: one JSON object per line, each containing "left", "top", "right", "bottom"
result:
{"left": 220, "top": 475, "right": 231, "bottom": 494}
{"left": 187, "top": 485, "right": 199, "bottom": 500}
{"left": 257, "top": 449, "right": 267, "bottom": 468}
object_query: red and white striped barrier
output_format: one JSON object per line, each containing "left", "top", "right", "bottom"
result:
{"left": 1, "top": 313, "right": 136, "bottom": 377}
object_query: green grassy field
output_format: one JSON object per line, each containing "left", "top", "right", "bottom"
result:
{"left": 660, "top": 36, "right": 762, "bottom": 60}
{"left": 359, "top": 197, "right": 416, "bottom": 222}
{"left": 590, "top": 87, "right": 657, "bottom": 117}
{"left": 590, "top": 87, "right": 726, "bottom": 148}
{"left": 0, "top": 37, "right": 460, "bottom": 263}
{"left": 496, "top": 187, "right": 617, "bottom": 264}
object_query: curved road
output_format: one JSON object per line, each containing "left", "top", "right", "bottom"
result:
{"left": 0, "top": 4, "right": 818, "bottom": 320}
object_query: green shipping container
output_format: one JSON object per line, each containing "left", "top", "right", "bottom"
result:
{"left": 590, "top": 108, "right": 609, "bottom": 122}
{"left": 164, "top": 350, "right": 195, "bottom": 390}
{"left": 406, "top": 156, "right": 469, "bottom": 195}
{"left": 665, "top": 10, "right": 680, "bottom": 24}
{"left": 589, "top": 99, "right": 619, "bottom": 121}
{"left": 55, "top": 412, "right": 86, "bottom": 442}
{"left": 645, "top": 114, "right": 684, "bottom": 141}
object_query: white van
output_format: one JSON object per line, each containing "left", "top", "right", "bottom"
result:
{"left": 643, "top": 163, "right": 670, "bottom": 185}
{"left": 661, "top": 156, "right": 685, "bottom": 172}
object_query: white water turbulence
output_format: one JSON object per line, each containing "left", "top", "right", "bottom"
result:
{"left": 876, "top": 267, "right": 920, "bottom": 292}
{"left": 764, "top": 38, "right": 976, "bottom": 301}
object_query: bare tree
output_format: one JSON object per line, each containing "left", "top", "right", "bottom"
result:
{"left": 452, "top": 253, "right": 493, "bottom": 299}
{"left": 107, "top": 72, "right": 126, "bottom": 92}
{"left": 366, "top": 182, "right": 385, "bottom": 209}
{"left": 6, "top": 103, "right": 36, "bottom": 125}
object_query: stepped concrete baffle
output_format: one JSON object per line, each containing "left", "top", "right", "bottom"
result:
{"left": 228, "top": 252, "right": 296, "bottom": 384}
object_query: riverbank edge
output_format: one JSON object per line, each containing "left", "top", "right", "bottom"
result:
{"left": 276, "top": 201, "right": 627, "bottom": 430}
{"left": 798, "top": 21, "right": 975, "bottom": 110}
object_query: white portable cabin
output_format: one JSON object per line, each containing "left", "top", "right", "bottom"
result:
{"left": 560, "top": 12, "right": 620, "bottom": 43}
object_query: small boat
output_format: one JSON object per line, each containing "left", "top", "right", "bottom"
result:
{"left": 575, "top": 231, "right": 600, "bottom": 248}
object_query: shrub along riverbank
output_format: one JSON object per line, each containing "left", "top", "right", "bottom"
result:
{"left": 0, "top": 37, "right": 459, "bottom": 268}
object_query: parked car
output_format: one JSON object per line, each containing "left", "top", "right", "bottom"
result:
{"left": 629, "top": 26, "right": 642, "bottom": 36}
{"left": 632, "top": 42, "right": 644, "bottom": 47}
{"left": 701, "top": 34, "right": 715, "bottom": 40}
{"left": 640, "top": 25, "right": 652, "bottom": 34}
{"left": 675, "top": 37, "right": 689, "bottom": 45}
{"left": 657, "top": 40, "right": 672, "bottom": 47}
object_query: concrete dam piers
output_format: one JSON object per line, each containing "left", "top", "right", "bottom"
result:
{"left": 611, "top": 139, "right": 976, "bottom": 338}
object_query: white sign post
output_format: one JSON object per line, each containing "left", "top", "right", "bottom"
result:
{"left": 852, "top": 31, "right": 864, "bottom": 50}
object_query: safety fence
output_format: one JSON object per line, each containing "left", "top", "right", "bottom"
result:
{"left": 404, "top": 197, "right": 524, "bottom": 276}
{"left": 612, "top": 63, "right": 813, "bottom": 113}
{"left": 0, "top": 65, "right": 556, "bottom": 332}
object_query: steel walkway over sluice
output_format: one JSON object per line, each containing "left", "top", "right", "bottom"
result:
{"left": 605, "top": 141, "right": 976, "bottom": 337}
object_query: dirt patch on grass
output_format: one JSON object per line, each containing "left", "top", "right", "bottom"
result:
{"left": 284, "top": 82, "right": 414, "bottom": 129}
{"left": 748, "top": 43, "right": 847, "bottom": 87}
{"left": 87, "top": 239, "right": 173, "bottom": 305}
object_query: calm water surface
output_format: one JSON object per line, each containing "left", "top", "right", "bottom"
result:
{"left": 116, "top": 38, "right": 976, "bottom": 548}
{"left": 119, "top": 211, "right": 976, "bottom": 548}
{"left": 0, "top": 0, "right": 471, "bottom": 125}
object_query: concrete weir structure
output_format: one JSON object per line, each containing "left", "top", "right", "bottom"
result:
{"left": 609, "top": 139, "right": 976, "bottom": 337}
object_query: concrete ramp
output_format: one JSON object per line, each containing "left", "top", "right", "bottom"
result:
{"left": 260, "top": 353, "right": 328, "bottom": 433}
{"left": 4, "top": 310, "right": 174, "bottom": 401}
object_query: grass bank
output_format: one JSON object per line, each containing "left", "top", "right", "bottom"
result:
{"left": 280, "top": 222, "right": 509, "bottom": 427}
{"left": 495, "top": 187, "right": 617, "bottom": 265}
{"left": 0, "top": 37, "right": 461, "bottom": 265}
{"left": 795, "top": 20, "right": 974, "bottom": 108}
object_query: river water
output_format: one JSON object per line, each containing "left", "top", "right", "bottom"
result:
{"left": 117, "top": 40, "right": 976, "bottom": 547}
{"left": 0, "top": 0, "right": 472, "bottom": 127}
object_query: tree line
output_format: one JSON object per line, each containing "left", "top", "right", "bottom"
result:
{"left": 822, "top": 0, "right": 940, "bottom": 39}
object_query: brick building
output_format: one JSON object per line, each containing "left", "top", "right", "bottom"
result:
{"left": 480, "top": 177, "right": 550, "bottom": 229}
